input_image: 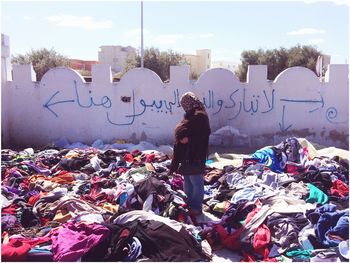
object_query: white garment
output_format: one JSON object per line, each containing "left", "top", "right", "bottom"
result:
{"left": 114, "top": 210, "right": 184, "bottom": 232}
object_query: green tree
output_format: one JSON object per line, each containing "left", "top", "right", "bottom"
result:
{"left": 235, "top": 45, "right": 322, "bottom": 82}
{"left": 122, "top": 47, "right": 185, "bottom": 81}
{"left": 11, "top": 48, "right": 71, "bottom": 81}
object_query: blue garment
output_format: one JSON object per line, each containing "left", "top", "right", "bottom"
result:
{"left": 310, "top": 204, "right": 349, "bottom": 247}
{"left": 251, "top": 147, "right": 284, "bottom": 173}
{"left": 204, "top": 185, "right": 218, "bottom": 200}
{"left": 124, "top": 237, "right": 142, "bottom": 261}
{"left": 184, "top": 175, "right": 204, "bottom": 212}
{"left": 230, "top": 185, "right": 262, "bottom": 204}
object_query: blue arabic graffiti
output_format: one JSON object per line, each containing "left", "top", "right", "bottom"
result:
{"left": 326, "top": 107, "right": 348, "bottom": 124}
{"left": 280, "top": 91, "right": 324, "bottom": 113}
{"left": 73, "top": 80, "right": 112, "bottom": 109}
{"left": 43, "top": 91, "right": 75, "bottom": 117}
{"left": 42, "top": 80, "right": 345, "bottom": 131}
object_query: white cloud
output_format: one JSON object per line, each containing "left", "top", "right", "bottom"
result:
{"left": 152, "top": 34, "right": 185, "bottom": 44}
{"left": 23, "top": 16, "right": 33, "bottom": 21}
{"left": 46, "top": 14, "right": 113, "bottom": 30}
{"left": 307, "top": 38, "right": 325, "bottom": 44}
{"left": 199, "top": 33, "right": 214, "bottom": 38}
{"left": 287, "top": 28, "right": 325, "bottom": 35}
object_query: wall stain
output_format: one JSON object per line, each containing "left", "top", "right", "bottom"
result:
{"left": 277, "top": 128, "right": 317, "bottom": 138}
{"left": 327, "top": 130, "right": 348, "bottom": 144}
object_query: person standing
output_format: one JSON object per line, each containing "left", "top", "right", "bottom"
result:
{"left": 168, "top": 92, "right": 211, "bottom": 216}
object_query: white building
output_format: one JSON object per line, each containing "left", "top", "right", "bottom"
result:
{"left": 211, "top": 60, "right": 239, "bottom": 73}
{"left": 98, "top": 45, "right": 137, "bottom": 73}
{"left": 184, "top": 49, "right": 211, "bottom": 78}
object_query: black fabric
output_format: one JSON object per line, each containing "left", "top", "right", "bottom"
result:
{"left": 134, "top": 176, "right": 169, "bottom": 201}
{"left": 293, "top": 170, "right": 334, "bottom": 194}
{"left": 21, "top": 207, "right": 40, "bottom": 228}
{"left": 222, "top": 201, "right": 256, "bottom": 229}
{"left": 177, "top": 144, "right": 206, "bottom": 175}
{"left": 57, "top": 158, "right": 90, "bottom": 171}
{"left": 169, "top": 109, "right": 211, "bottom": 174}
{"left": 84, "top": 220, "right": 205, "bottom": 262}
{"left": 133, "top": 176, "right": 174, "bottom": 214}
{"left": 274, "top": 137, "right": 301, "bottom": 163}
{"left": 139, "top": 220, "right": 205, "bottom": 262}
{"left": 178, "top": 160, "right": 205, "bottom": 175}
{"left": 266, "top": 213, "right": 309, "bottom": 251}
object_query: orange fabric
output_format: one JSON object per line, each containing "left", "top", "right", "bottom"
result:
{"left": 50, "top": 171, "right": 75, "bottom": 184}
{"left": 28, "top": 194, "right": 41, "bottom": 206}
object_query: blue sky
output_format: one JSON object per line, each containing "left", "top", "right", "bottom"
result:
{"left": 1, "top": 0, "right": 349, "bottom": 64}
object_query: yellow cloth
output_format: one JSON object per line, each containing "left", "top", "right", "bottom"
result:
{"left": 100, "top": 203, "right": 119, "bottom": 213}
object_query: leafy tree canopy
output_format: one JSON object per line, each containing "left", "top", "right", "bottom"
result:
{"left": 122, "top": 47, "right": 185, "bottom": 81}
{"left": 235, "top": 45, "right": 322, "bottom": 82}
{"left": 11, "top": 48, "right": 71, "bottom": 81}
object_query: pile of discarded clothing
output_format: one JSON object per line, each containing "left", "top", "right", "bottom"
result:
{"left": 1, "top": 137, "right": 349, "bottom": 262}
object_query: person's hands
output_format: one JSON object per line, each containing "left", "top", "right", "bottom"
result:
{"left": 180, "top": 137, "right": 189, "bottom": 144}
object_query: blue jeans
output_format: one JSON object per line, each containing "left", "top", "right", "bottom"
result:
{"left": 184, "top": 175, "right": 204, "bottom": 212}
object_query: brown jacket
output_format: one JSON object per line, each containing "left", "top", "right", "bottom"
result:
{"left": 169, "top": 109, "right": 211, "bottom": 174}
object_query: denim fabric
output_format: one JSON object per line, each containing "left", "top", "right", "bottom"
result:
{"left": 184, "top": 175, "right": 204, "bottom": 211}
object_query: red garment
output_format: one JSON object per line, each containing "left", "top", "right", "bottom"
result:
{"left": 9, "top": 236, "right": 51, "bottom": 247}
{"left": 19, "top": 177, "right": 29, "bottom": 189}
{"left": 145, "top": 153, "right": 156, "bottom": 163}
{"left": 90, "top": 176, "right": 103, "bottom": 184}
{"left": 242, "top": 158, "right": 259, "bottom": 167}
{"left": 285, "top": 163, "right": 304, "bottom": 175}
{"left": 253, "top": 224, "right": 271, "bottom": 260}
{"left": 2, "top": 204, "right": 19, "bottom": 215}
{"left": 123, "top": 153, "right": 134, "bottom": 163}
{"left": 218, "top": 206, "right": 262, "bottom": 251}
{"left": 118, "top": 168, "right": 128, "bottom": 175}
{"left": 221, "top": 225, "right": 244, "bottom": 250}
{"left": 40, "top": 217, "right": 50, "bottom": 226}
{"left": 331, "top": 179, "right": 349, "bottom": 197}
{"left": 206, "top": 224, "right": 230, "bottom": 248}
{"left": 28, "top": 194, "right": 41, "bottom": 206}
{"left": 81, "top": 185, "right": 109, "bottom": 205}
{"left": 241, "top": 224, "right": 277, "bottom": 262}
{"left": 1, "top": 239, "right": 31, "bottom": 261}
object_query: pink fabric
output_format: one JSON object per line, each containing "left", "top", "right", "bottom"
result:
{"left": 51, "top": 222, "right": 110, "bottom": 261}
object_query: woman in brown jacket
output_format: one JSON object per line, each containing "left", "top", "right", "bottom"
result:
{"left": 168, "top": 92, "right": 211, "bottom": 215}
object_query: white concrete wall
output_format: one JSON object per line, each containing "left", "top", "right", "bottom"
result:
{"left": 2, "top": 39, "right": 349, "bottom": 149}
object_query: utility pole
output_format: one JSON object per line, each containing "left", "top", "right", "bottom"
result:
{"left": 141, "top": 1, "right": 144, "bottom": 68}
